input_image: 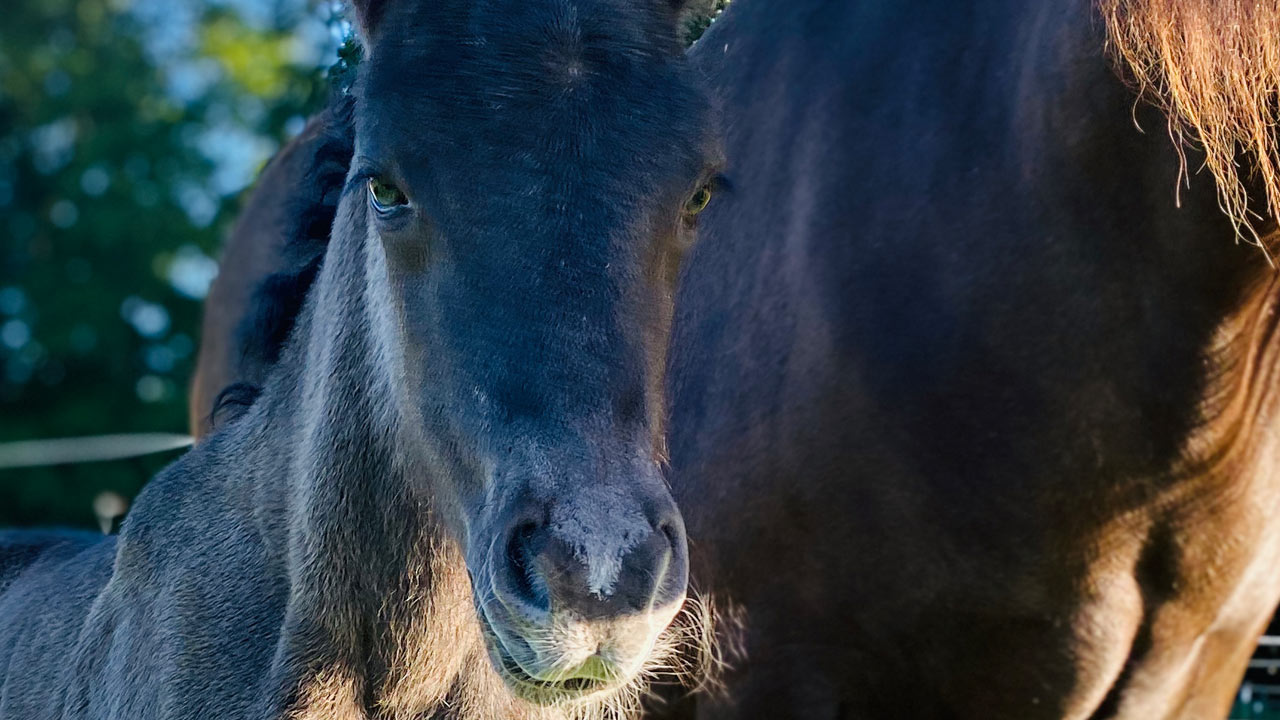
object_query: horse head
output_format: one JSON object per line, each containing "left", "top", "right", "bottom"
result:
{"left": 337, "top": 0, "right": 721, "bottom": 703}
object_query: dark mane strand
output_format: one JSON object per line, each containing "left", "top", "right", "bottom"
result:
{"left": 209, "top": 91, "right": 355, "bottom": 429}
{"left": 235, "top": 253, "right": 325, "bottom": 369}
{"left": 328, "top": 35, "right": 363, "bottom": 96}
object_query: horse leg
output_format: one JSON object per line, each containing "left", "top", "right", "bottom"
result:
{"left": 1166, "top": 615, "right": 1267, "bottom": 720}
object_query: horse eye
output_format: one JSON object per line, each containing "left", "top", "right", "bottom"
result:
{"left": 368, "top": 177, "right": 408, "bottom": 213}
{"left": 683, "top": 185, "right": 713, "bottom": 217}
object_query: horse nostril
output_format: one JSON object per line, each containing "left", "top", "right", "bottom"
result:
{"left": 659, "top": 520, "right": 680, "bottom": 554}
{"left": 503, "top": 520, "right": 547, "bottom": 612}
{"left": 657, "top": 514, "right": 688, "bottom": 570}
{"left": 493, "top": 496, "right": 689, "bottom": 621}
{"left": 650, "top": 515, "right": 689, "bottom": 603}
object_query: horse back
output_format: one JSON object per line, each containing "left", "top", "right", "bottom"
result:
{"left": 0, "top": 446, "right": 290, "bottom": 719}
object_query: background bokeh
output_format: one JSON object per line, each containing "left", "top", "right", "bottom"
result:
{"left": 0, "top": 0, "right": 342, "bottom": 528}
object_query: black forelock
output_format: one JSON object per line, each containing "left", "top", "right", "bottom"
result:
{"left": 362, "top": 0, "right": 687, "bottom": 99}
{"left": 353, "top": 0, "right": 707, "bottom": 203}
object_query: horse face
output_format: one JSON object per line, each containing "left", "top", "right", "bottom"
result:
{"left": 344, "top": 0, "right": 716, "bottom": 703}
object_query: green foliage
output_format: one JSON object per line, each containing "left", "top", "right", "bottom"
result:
{"left": 0, "top": 0, "right": 333, "bottom": 528}
{"left": 330, "top": 35, "right": 363, "bottom": 95}
{"left": 682, "top": 0, "right": 731, "bottom": 46}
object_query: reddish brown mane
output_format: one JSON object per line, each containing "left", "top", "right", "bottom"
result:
{"left": 1101, "top": 0, "right": 1280, "bottom": 247}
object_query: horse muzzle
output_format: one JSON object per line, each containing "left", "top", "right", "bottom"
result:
{"left": 473, "top": 480, "right": 690, "bottom": 702}
{"left": 477, "top": 592, "right": 686, "bottom": 702}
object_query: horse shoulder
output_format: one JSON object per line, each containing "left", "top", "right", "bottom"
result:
{"left": 1, "top": 447, "right": 289, "bottom": 719}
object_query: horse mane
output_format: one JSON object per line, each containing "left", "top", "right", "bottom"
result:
{"left": 1100, "top": 0, "right": 1280, "bottom": 248}
{"left": 209, "top": 89, "right": 355, "bottom": 428}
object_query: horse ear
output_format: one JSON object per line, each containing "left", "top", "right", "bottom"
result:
{"left": 349, "top": 0, "right": 392, "bottom": 46}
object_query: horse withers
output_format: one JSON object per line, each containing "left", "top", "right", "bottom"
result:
{"left": 0, "top": 1, "right": 720, "bottom": 717}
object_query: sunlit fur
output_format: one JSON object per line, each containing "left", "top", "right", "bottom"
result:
{"left": 273, "top": 502, "right": 719, "bottom": 720}
{"left": 320, "top": 529, "right": 721, "bottom": 720}
{"left": 447, "top": 596, "right": 720, "bottom": 720}
{"left": 1101, "top": 0, "right": 1280, "bottom": 248}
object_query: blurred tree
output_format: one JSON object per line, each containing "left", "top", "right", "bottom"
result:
{"left": 0, "top": 0, "right": 335, "bottom": 528}
{"left": 682, "top": 0, "right": 730, "bottom": 45}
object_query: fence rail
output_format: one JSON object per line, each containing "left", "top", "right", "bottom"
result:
{"left": 0, "top": 433, "right": 193, "bottom": 469}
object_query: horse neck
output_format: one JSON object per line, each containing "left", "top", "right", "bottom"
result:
{"left": 927, "top": 0, "right": 1274, "bottom": 463}
{"left": 233, "top": 215, "right": 477, "bottom": 710}
{"left": 907, "top": 0, "right": 1263, "bottom": 294}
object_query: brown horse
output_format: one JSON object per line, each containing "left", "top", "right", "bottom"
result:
{"left": 192, "top": 1, "right": 1280, "bottom": 718}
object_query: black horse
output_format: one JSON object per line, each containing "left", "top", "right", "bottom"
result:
{"left": 195, "top": 1, "right": 1280, "bottom": 718}
{"left": 0, "top": 1, "right": 721, "bottom": 717}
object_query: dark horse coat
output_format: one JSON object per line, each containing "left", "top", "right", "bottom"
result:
{"left": 17, "top": 1, "right": 1280, "bottom": 719}
{"left": 667, "top": 1, "right": 1280, "bottom": 718}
